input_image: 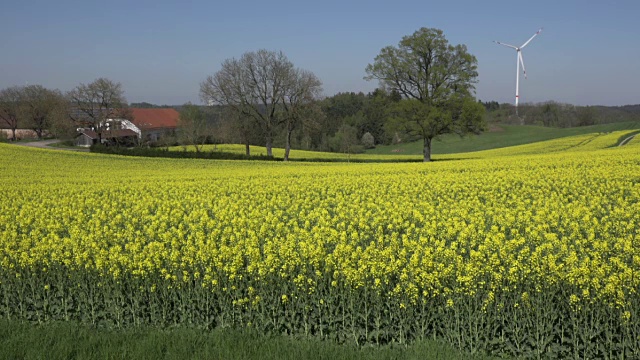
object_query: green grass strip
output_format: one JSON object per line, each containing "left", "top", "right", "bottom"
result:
{"left": 0, "top": 320, "right": 499, "bottom": 360}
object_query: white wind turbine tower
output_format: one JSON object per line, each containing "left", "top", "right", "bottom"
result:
{"left": 494, "top": 28, "right": 543, "bottom": 118}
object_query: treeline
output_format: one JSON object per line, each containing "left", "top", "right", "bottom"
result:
{"left": 197, "top": 89, "right": 405, "bottom": 154}
{"left": 175, "top": 96, "right": 640, "bottom": 155}
{"left": 0, "top": 79, "right": 131, "bottom": 142}
{"left": 481, "top": 101, "right": 640, "bottom": 127}
{"left": 0, "top": 86, "right": 72, "bottom": 140}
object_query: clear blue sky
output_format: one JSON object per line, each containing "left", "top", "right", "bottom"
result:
{"left": 2, "top": 0, "right": 639, "bottom": 106}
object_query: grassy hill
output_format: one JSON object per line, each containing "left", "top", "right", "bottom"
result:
{"left": 367, "top": 121, "right": 640, "bottom": 155}
{"left": 170, "top": 123, "right": 640, "bottom": 162}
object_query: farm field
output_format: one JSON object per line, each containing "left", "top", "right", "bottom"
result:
{"left": 1, "top": 131, "right": 640, "bottom": 358}
{"left": 625, "top": 133, "right": 640, "bottom": 146}
{"left": 367, "top": 121, "right": 640, "bottom": 155}
{"left": 173, "top": 127, "right": 639, "bottom": 161}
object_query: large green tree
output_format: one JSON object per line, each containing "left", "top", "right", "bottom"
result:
{"left": 365, "top": 27, "right": 486, "bottom": 161}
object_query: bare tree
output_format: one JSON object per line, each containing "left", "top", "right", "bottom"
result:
{"left": 280, "top": 69, "right": 323, "bottom": 161}
{"left": 200, "top": 49, "right": 294, "bottom": 157}
{"left": 67, "top": 78, "right": 129, "bottom": 143}
{"left": 177, "top": 103, "right": 213, "bottom": 153}
{"left": 218, "top": 107, "right": 255, "bottom": 156}
{"left": 0, "top": 86, "right": 23, "bottom": 140}
{"left": 20, "top": 85, "right": 67, "bottom": 139}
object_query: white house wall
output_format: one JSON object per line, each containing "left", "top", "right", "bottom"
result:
{"left": 106, "top": 118, "right": 142, "bottom": 139}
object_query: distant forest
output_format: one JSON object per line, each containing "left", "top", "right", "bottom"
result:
{"left": 482, "top": 100, "right": 640, "bottom": 128}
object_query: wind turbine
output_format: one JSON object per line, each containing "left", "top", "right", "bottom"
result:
{"left": 494, "top": 28, "right": 543, "bottom": 117}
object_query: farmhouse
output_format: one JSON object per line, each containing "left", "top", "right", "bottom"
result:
{"left": 75, "top": 129, "right": 138, "bottom": 147}
{"left": 121, "top": 108, "right": 180, "bottom": 143}
{"left": 74, "top": 108, "right": 179, "bottom": 146}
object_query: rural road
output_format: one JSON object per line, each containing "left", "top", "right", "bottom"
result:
{"left": 14, "top": 139, "right": 89, "bottom": 152}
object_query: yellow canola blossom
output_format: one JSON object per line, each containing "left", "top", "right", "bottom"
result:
{"left": 1, "top": 142, "right": 639, "bottom": 306}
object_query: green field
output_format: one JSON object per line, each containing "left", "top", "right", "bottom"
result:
{"left": 367, "top": 121, "right": 640, "bottom": 155}
{"left": 172, "top": 125, "right": 640, "bottom": 162}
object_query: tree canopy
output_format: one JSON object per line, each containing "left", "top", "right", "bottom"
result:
{"left": 366, "top": 28, "right": 485, "bottom": 161}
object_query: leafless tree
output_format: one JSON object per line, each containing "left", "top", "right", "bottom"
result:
{"left": 280, "top": 69, "right": 323, "bottom": 161}
{"left": 20, "top": 85, "right": 67, "bottom": 139}
{"left": 200, "top": 49, "right": 294, "bottom": 157}
{"left": 177, "top": 103, "right": 213, "bottom": 153}
{"left": 67, "top": 78, "right": 129, "bottom": 143}
{"left": 218, "top": 107, "right": 255, "bottom": 156}
{"left": 0, "top": 86, "right": 23, "bottom": 140}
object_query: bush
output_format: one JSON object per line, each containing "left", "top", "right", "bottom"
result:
{"left": 90, "top": 144, "right": 280, "bottom": 161}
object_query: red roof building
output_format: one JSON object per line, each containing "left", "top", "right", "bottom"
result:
{"left": 115, "top": 108, "right": 179, "bottom": 144}
{"left": 74, "top": 108, "right": 180, "bottom": 146}
{"left": 129, "top": 108, "right": 179, "bottom": 130}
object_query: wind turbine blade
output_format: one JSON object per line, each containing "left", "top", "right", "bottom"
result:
{"left": 519, "top": 52, "right": 527, "bottom": 79}
{"left": 521, "top": 28, "right": 543, "bottom": 48}
{"left": 494, "top": 40, "right": 518, "bottom": 50}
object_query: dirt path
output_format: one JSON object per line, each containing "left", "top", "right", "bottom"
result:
{"left": 13, "top": 139, "right": 89, "bottom": 152}
{"left": 619, "top": 134, "right": 637, "bottom": 146}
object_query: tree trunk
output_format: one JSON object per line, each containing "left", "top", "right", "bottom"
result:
{"left": 284, "top": 129, "right": 292, "bottom": 162}
{"left": 11, "top": 128, "right": 16, "bottom": 141}
{"left": 244, "top": 141, "right": 250, "bottom": 156}
{"left": 265, "top": 134, "right": 273, "bottom": 157}
{"left": 423, "top": 137, "right": 432, "bottom": 162}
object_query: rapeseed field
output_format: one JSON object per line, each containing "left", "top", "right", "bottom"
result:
{"left": 0, "top": 135, "right": 639, "bottom": 358}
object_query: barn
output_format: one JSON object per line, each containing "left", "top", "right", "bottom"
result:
{"left": 75, "top": 108, "right": 180, "bottom": 146}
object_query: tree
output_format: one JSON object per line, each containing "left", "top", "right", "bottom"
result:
{"left": 0, "top": 86, "right": 23, "bottom": 140}
{"left": 218, "top": 107, "right": 257, "bottom": 156}
{"left": 329, "top": 124, "right": 362, "bottom": 160}
{"left": 540, "top": 102, "right": 560, "bottom": 127}
{"left": 20, "top": 85, "right": 67, "bottom": 139}
{"left": 362, "top": 89, "right": 400, "bottom": 145}
{"left": 577, "top": 105, "right": 598, "bottom": 126}
{"left": 365, "top": 28, "right": 485, "bottom": 161}
{"left": 177, "top": 103, "right": 212, "bottom": 152}
{"left": 320, "top": 92, "right": 367, "bottom": 136}
{"left": 280, "top": 69, "right": 323, "bottom": 161}
{"left": 200, "top": 50, "right": 294, "bottom": 157}
{"left": 361, "top": 132, "right": 375, "bottom": 149}
{"left": 67, "top": 78, "right": 129, "bottom": 143}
